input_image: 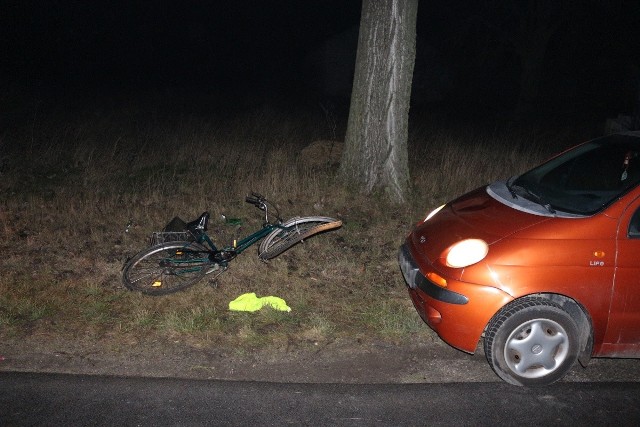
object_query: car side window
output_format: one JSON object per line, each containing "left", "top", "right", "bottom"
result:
{"left": 629, "top": 207, "right": 640, "bottom": 238}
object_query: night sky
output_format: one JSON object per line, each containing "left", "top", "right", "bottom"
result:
{"left": 2, "top": 1, "right": 639, "bottom": 120}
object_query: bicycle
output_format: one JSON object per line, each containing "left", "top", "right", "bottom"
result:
{"left": 122, "top": 192, "right": 342, "bottom": 296}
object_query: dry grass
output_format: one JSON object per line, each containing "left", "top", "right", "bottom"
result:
{"left": 0, "top": 102, "right": 599, "bottom": 353}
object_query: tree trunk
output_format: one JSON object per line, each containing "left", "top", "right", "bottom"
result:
{"left": 339, "top": 0, "right": 418, "bottom": 204}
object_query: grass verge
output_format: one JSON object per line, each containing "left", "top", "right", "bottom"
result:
{"left": 0, "top": 102, "right": 600, "bottom": 356}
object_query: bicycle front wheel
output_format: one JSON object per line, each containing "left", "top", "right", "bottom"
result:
{"left": 122, "top": 241, "right": 211, "bottom": 295}
{"left": 258, "top": 216, "right": 342, "bottom": 260}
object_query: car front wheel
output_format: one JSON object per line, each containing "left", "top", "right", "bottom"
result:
{"left": 484, "top": 296, "right": 579, "bottom": 386}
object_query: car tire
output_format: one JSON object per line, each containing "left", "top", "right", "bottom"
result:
{"left": 484, "top": 296, "right": 579, "bottom": 386}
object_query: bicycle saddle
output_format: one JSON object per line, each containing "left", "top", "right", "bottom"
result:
{"left": 187, "top": 212, "right": 210, "bottom": 232}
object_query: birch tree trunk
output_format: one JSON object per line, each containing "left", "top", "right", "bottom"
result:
{"left": 339, "top": 0, "right": 418, "bottom": 204}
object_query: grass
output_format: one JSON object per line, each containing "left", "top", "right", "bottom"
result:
{"left": 0, "top": 99, "right": 602, "bottom": 355}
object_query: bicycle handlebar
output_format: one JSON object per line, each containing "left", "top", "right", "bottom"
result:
{"left": 245, "top": 196, "right": 261, "bottom": 206}
{"left": 245, "top": 192, "right": 266, "bottom": 206}
{"left": 245, "top": 192, "right": 281, "bottom": 222}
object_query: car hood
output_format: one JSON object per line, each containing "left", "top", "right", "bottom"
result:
{"left": 410, "top": 185, "right": 551, "bottom": 262}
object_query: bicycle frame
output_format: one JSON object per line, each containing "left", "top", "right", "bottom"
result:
{"left": 196, "top": 222, "right": 283, "bottom": 256}
{"left": 173, "top": 191, "right": 287, "bottom": 265}
{"left": 155, "top": 224, "right": 282, "bottom": 277}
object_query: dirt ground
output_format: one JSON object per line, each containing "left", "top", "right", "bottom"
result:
{"left": 2, "top": 333, "right": 639, "bottom": 384}
{"left": 0, "top": 334, "right": 485, "bottom": 383}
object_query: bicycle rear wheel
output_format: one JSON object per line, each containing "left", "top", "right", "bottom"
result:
{"left": 258, "top": 216, "right": 342, "bottom": 260}
{"left": 122, "top": 241, "right": 211, "bottom": 295}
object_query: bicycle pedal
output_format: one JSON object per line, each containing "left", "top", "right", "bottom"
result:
{"left": 205, "top": 264, "right": 220, "bottom": 274}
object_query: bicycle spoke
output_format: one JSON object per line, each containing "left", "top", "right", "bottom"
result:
{"left": 258, "top": 217, "right": 341, "bottom": 260}
{"left": 122, "top": 242, "right": 211, "bottom": 295}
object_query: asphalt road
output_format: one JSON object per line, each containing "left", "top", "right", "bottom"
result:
{"left": 2, "top": 372, "right": 640, "bottom": 426}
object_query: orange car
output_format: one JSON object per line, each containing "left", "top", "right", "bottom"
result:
{"left": 399, "top": 131, "right": 640, "bottom": 386}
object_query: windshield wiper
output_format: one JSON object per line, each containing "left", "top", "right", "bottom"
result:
{"left": 506, "top": 179, "right": 556, "bottom": 214}
{"left": 506, "top": 176, "right": 519, "bottom": 199}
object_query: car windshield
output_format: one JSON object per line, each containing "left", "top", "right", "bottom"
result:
{"left": 510, "top": 134, "right": 640, "bottom": 215}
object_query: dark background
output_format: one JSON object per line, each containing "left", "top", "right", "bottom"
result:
{"left": 2, "top": 1, "right": 639, "bottom": 122}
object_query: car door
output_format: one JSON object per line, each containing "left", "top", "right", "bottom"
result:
{"left": 603, "top": 194, "right": 640, "bottom": 357}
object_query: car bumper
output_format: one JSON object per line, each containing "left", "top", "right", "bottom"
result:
{"left": 398, "top": 242, "right": 513, "bottom": 353}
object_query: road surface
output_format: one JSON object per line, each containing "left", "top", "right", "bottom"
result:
{"left": 2, "top": 372, "right": 640, "bottom": 426}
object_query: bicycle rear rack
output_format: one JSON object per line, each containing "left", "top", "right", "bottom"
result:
{"left": 149, "top": 231, "right": 195, "bottom": 246}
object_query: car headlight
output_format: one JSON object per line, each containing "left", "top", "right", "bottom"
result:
{"left": 424, "top": 204, "right": 445, "bottom": 222}
{"left": 445, "top": 239, "right": 488, "bottom": 268}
